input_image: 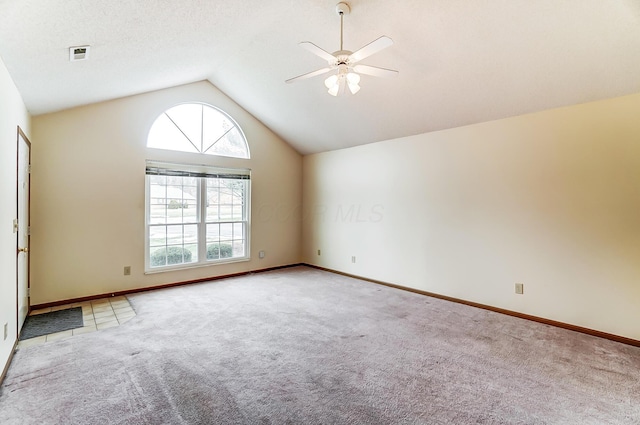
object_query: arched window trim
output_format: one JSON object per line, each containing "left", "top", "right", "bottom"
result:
{"left": 147, "top": 102, "right": 250, "bottom": 159}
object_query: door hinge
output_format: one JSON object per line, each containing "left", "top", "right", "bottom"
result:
{"left": 27, "top": 164, "right": 32, "bottom": 173}
{"left": 13, "top": 219, "right": 19, "bottom": 233}
{"left": 27, "top": 288, "right": 31, "bottom": 298}
{"left": 27, "top": 226, "right": 31, "bottom": 235}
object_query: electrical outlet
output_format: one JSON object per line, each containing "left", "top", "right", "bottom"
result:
{"left": 351, "top": 256, "right": 356, "bottom": 263}
{"left": 317, "top": 249, "right": 321, "bottom": 256}
{"left": 259, "top": 250, "right": 265, "bottom": 259}
{"left": 124, "top": 266, "right": 131, "bottom": 276}
{"left": 3, "top": 323, "right": 7, "bottom": 341}
{"left": 515, "top": 283, "right": 524, "bottom": 295}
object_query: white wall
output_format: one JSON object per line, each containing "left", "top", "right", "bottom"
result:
{"left": 0, "top": 57, "right": 31, "bottom": 373}
{"left": 31, "top": 81, "right": 302, "bottom": 305}
{"left": 303, "top": 93, "right": 640, "bottom": 340}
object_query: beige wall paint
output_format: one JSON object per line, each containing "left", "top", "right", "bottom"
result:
{"left": 0, "top": 57, "right": 31, "bottom": 372}
{"left": 303, "top": 93, "right": 640, "bottom": 340}
{"left": 31, "top": 81, "right": 301, "bottom": 305}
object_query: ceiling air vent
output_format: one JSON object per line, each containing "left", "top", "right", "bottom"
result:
{"left": 69, "top": 45, "right": 90, "bottom": 62}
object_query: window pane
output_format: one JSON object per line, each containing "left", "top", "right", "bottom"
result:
{"left": 207, "top": 177, "right": 220, "bottom": 189}
{"left": 219, "top": 242, "right": 234, "bottom": 258}
{"left": 167, "top": 225, "right": 183, "bottom": 245}
{"left": 147, "top": 113, "right": 199, "bottom": 153}
{"left": 149, "top": 180, "right": 168, "bottom": 225}
{"left": 149, "top": 226, "right": 167, "bottom": 248}
{"left": 232, "top": 205, "right": 243, "bottom": 221}
{"left": 165, "top": 104, "right": 203, "bottom": 151}
{"left": 219, "top": 205, "right": 232, "bottom": 221}
{"left": 207, "top": 187, "right": 220, "bottom": 203}
{"left": 185, "top": 244, "right": 198, "bottom": 263}
{"left": 233, "top": 223, "right": 244, "bottom": 240}
{"left": 206, "top": 205, "right": 219, "bottom": 221}
{"left": 184, "top": 224, "right": 198, "bottom": 244}
{"left": 166, "top": 185, "right": 184, "bottom": 196}
{"left": 166, "top": 246, "right": 187, "bottom": 265}
{"left": 167, "top": 209, "right": 184, "bottom": 223}
{"left": 232, "top": 240, "right": 245, "bottom": 257}
{"left": 202, "top": 106, "right": 229, "bottom": 153}
{"left": 206, "top": 178, "right": 219, "bottom": 221}
{"left": 149, "top": 175, "right": 166, "bottom": 185}
{"left": 208, "top": 127, "right": 249, "bottom": 159}
{"left": 220, "top": 223, "right": 233, "bottom": 242}
{"left": 219, "top": 187, "right": 232, "bottom": 204}
{"left": 149, "top": 204, "right": 166, "bottom": 225}
{"left": 148, "top": 103, "right": 249, "bottom": 159}
{"left": 207, "top": 243, "right": 220, "bottom": 260}
{"left": 182, "top": 200, "right": 197, "bottom": 223}
{"left": 181, "top": 179, "right": 198, "bottom": 194}
{"left": 150, "top": 247, "right": 167, "bottom": 267}
{"left": 206, "top": 223, "right": 220, "bottom": 242}
{"left": 160, "top": 178, "right": 194, "bottom": 224}
{"left": 206, "top": 242, "right": 232, "bottom": 260}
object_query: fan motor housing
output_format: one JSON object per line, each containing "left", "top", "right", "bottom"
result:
{"left": 331, "top": 50, "right": 353, "bottom": 65}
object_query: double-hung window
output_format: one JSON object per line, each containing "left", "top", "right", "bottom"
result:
{"left": 145, "top": 161, "right": 250, "bottom": 272}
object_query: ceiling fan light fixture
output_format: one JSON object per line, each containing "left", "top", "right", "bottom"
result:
{"left": 324, "top": 74, "right": 339, "bottom": 89}
{"left": 286, "top": 2, "right": 397, "bottom": 96}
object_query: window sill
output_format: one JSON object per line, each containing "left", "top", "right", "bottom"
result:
{"left": 144, "top": 256, "right": 250, "bottom": 274}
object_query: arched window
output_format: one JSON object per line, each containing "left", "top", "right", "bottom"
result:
{"left": 147, "top": 103, "right": 249, "bottom": 159}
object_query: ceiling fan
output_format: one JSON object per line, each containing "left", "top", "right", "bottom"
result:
{"left": 285, "top": 2, "right": 398, "bottom": 96}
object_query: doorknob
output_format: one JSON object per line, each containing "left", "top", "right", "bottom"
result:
{"left": 18, "top": 247, "right": 29, "bottom": 253}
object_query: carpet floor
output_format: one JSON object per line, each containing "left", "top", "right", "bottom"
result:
{"left": 1, "top": 266, "right": 639, "bottom": 424}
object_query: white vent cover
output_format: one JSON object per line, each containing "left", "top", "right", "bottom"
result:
{"left": 69, "top": 45, "right": 90, "bottom": 62}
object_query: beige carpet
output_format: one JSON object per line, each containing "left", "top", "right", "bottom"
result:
{"left": 1, "top": 266, "right": 639, "bottom": 424}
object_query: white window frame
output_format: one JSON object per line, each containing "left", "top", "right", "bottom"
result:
{"left": 145, "top": 161, "right": 251, "bottom": 273}
{"left": 146, "top": 102, "right": 250, "bottom": 159}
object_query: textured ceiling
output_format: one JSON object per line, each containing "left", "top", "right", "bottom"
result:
{"left": 1, "top": 0, "right": 639, "bottom": 154}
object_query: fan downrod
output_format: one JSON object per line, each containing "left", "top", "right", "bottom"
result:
{"left": 335, "top": 3, "right": 351, "bottom": 52}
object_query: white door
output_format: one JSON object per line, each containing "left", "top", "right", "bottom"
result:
{"left": 17, "top": 128, "right": 30, "bottom": 333}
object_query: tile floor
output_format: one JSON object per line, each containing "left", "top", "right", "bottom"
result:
{"left": 18, "top": 296, "right": 136, "bottom": 348}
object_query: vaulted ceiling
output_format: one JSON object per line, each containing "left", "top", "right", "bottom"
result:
{"left": 1, "top": 0, "right": 639, "bottom": 154}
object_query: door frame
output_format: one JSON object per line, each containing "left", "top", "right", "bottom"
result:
{"left": 16, "top": 126, "right": 31, "bottom": 336}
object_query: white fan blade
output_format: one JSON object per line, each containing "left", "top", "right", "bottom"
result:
{"left": 285, "top": 67, "right": 333, "bottom": 84}
{"left": 299, "top": 42, "right": 337, "bottom": 63}
{"left": 348, "top": 36, "right": 393, "bottom": 63}
{"left": 353, "top": 64, "right": 399, "bottom": 78}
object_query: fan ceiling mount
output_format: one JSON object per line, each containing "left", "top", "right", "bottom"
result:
{"left": 286, "top": 2, "right": 398, "bottom": 96}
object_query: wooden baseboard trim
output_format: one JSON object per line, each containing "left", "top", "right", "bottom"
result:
{"left": 31, "top": 263, "right": 303, "bottom": 310}
{"left": 1, "top": 339, "right": 19, "bottom": 386}
{"left": 305, "top": 264, "right": 640, "bottom": 348}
